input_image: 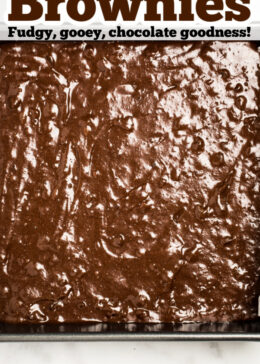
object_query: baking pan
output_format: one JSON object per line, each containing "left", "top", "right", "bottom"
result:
{"left": 0, "top": 320, "right": 260, "bottom": 341}
{"left": 0, "top": 41, "right": 259, "bottom": 342}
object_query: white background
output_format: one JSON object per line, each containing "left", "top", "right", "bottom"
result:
{"left": 0, "top": 341, "right": 259, "bottom": 364}
{"left": 2, "top": 0, "right": 260, "bottom": 25}
{"left": 1, "top": 0, "right": 260, "bottom": 40}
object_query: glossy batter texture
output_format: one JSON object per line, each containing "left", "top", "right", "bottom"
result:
{"left": 0, "top": 42, "right": 259, "bottom": 323}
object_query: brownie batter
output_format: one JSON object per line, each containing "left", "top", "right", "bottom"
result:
{"left": 0, "top": 42, "right": 259, "bottom": 323}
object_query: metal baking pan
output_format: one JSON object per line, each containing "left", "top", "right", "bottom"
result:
{"left": 0, "top": 320, "right": 260, "bottom": 341}
{"left": 0, "top": 40, "right": 259, "bottom": 342}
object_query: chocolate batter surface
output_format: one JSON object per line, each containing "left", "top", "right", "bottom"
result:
{"left": 0, "top": 42, "right": 259, "bottom": 323}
